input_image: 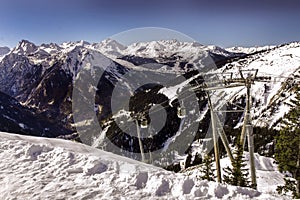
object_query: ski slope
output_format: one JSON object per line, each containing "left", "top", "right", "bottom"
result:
{"left": 0, "top": 132, "right": 286, "bottom": 199}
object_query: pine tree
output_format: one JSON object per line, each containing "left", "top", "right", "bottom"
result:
{"left": 223, "top": 143, "right": 250, "bottom": 187}
{"left": 199, "top": 154, "right": 215, "bottom": 181}
{"left": 277, "top": 178, "right": 298, "bottom": 198}
{"left": 275, "top": 87, "right": 300, "bottom": 198}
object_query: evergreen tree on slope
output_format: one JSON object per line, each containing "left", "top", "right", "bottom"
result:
{"left": 199, "top": 154, "right": 215, "bottom": 181}
{"left": 275, "top": 87, "right": 300, "bottom": 198}
{"left": 223, "top": 143, "right": 250, "bottom": 187}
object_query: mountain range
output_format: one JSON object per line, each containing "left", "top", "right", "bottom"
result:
{"left": 0, "top": 39, "right": 299, "bottom": 169}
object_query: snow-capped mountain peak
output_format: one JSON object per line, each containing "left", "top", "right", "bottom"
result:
{"left": 123, "top": 39, "right": 236, "bottom": 60}
{"left": 92, "top": 38, "right": 127, "bottom": 57}
{"left": 124, "top": 39, "right": 194, "bottom": 58}
{"left": 13, "top": 40, "right": 38, "bottom": 55}
{"left": 40, "top": 42, "right": 62, "bottom": 54}
{"left": 96, "top": 38, "right": 126, "bottom": 50}
{"left": 60, "top": 40, "right": 91, "bottom": 52}
{"left": 191, "top": 41, "right": 204, "bottom": 47}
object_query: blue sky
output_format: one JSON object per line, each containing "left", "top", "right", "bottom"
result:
{"left": 0, "top": 0, "right": 300, "bottom": 48}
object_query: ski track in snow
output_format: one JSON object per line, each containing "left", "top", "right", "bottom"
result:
{"left": 0, "top": 132, "right": 287, "bottom": 200}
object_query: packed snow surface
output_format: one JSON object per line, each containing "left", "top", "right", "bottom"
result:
{"left": 0, "top": 132, "right": 286, "bottom": 199}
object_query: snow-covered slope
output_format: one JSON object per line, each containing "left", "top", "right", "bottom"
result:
{"left": 184, "top": 152, "right": 285, "bottom": 195}
{"left": 124, "top": 40, "right": 235, "bottom": 58}
{"left": 92, "top": 38, "right": 126, "bottom": 57}
{"left": 0, "top": 131, "right": 285, "bottom": 199}
{"left": 90, "top": 39, "right": 237, "bottom": 60}
{"left": 215, "top": 42, "right": 300, "bottom": 129}
{"left": 90, "top": 39, "right": 241, "bottom": 73}
{"left": 227, "top": 153, "right": 285, "bottom": 195}
{"left": 226, "top": 45, "right": 275, "bottom": 54}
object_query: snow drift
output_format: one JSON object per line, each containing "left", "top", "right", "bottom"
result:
{"left": 0, "top": 132, "right": 286, "bottom": 199}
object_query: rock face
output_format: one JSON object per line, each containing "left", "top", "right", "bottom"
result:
{"left": 1, "top": 39, "right": 300, "bottom": 168}
{"left": 0, "top": 40, "right": 132, "bottom": 139}
{"left": 0, "top": 53, "right": 43, "bottom": 101}
{"left": 0, "top": 90, "right": 72, "bottom": 137}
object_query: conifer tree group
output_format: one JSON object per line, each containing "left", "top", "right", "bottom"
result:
{"left": 275, "top": 87, "right": 300, "bottom": 198}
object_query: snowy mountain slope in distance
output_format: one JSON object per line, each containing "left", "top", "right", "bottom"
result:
{"left": 124, "top": 40, "right": 236, "bottom": 58}
{"left": 129, "top": 41, "right": 300, "bottom": 169}
{"left": 91, "top": 41, "right": 300, "bottom": 166}
{"left": 92, "top": 38, "right": 127, "bottom": 57}
{"left": 213, "top": 42, "right": 300, "bottom": 129}
{"left": 226, "top": 45, "right": 275, "bottom": 54}
{"left": 92, "top": 39, "right": 243, "bottom": 69}
{"left": 91, "top": 39, "right": 300, "bottom": 131}
{"left": 0, "top": 131, "right": 285, "bottom": 200}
